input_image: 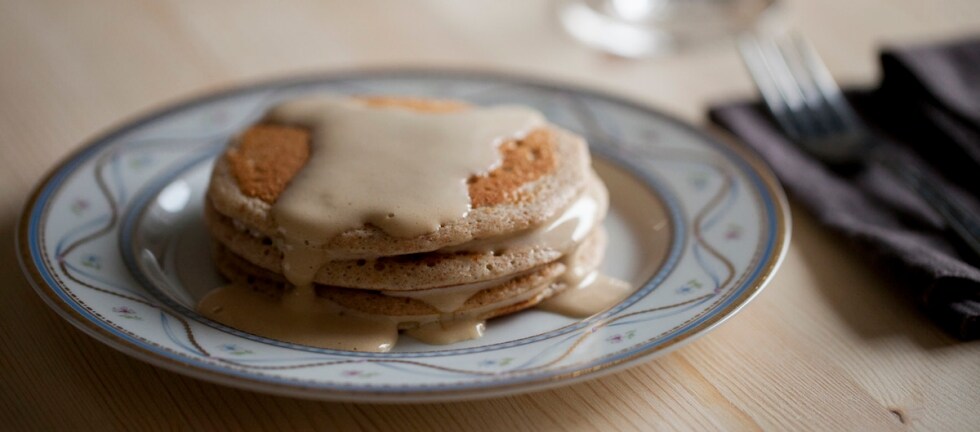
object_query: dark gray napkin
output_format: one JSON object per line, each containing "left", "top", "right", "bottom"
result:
{"left": 709, "top": 37, "right": 980, "bottom": 340}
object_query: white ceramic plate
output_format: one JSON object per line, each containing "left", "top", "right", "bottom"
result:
{"left": 18, "top": 71, "right": 789, "bottom": 402}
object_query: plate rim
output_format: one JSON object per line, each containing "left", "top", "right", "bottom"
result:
{"left": 16, "top": 68, "right": 791, "bottom": 402}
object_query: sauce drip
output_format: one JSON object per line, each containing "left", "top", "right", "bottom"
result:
{"left": 537, "top": 224, "right": 632, "bottom": 317}
{"left": 442, "top": 172, "right": 608, "bottom": 255}
{"left": 537, "top": 272, "right": 632, "bottom": 317}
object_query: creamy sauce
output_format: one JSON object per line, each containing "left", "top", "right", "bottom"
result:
{"left": 267, "top": 97, "right": 543, "bottom": 286}
{"left": 381, "top": 272, "right": 525, "bottom": 313}
{"left": 538, "top": 272, "right": 632, "bottom": 317}
{"left": 404, "top": 319, "right": 486, "bottom": 345}
{"left": 199, "top": 284, "right": 398, "bottom": 352}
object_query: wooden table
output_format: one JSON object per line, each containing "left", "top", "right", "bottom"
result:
{"left": 2, "top": 1, "right": 978, "bottom": 430}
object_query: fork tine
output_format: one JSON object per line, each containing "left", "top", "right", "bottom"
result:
{"left": 740, "top": 34, "right": 827, "bottom": 139}
{"left": 774, "top": 36, "right": 840, "bottom": 135}
{"left": 792, "top": 34, "right": 864, "bottom": 132}
{"left": 757, "top": 38, "right": 809, "bottom": 116}
{"left": 737, "top": 35, "right": 803, "bottom": 139}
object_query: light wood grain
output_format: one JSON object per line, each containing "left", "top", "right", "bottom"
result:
{"left": 2, "top": 0, "right": 978, "bottom": 430}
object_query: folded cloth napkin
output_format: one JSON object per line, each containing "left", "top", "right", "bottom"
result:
{"left": 709, "top": 36, "right": 980, "bottom": 340}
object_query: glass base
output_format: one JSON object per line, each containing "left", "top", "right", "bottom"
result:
{"left": 558, "top": 0, "right": 780, "bottom": 58}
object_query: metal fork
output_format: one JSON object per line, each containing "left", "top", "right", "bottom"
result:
{"left": 738, "top": 32, "right": 980, "bottom": 260}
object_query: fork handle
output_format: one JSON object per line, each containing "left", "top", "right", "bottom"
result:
{"left": 875, "top": 150, "right": 980, "bottom": 262}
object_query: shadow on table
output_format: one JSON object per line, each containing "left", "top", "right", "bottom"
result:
{"left": 790, "top": 202, "right": 960, "bottom": 350}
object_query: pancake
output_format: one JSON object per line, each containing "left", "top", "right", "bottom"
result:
{"left": 198, "top": 95, "right": 621, "bottom": 350}
{"left": 205, "top": 168, "right": 608, "bottom": 290}
{"left": 204, "top": 201, "right": 564, "bottom": 290}
{"left": 205, "top": 98, "right": 592, "bottom": 259}
{"left": 209, "top": 227, "right": 608, "bottom": 328}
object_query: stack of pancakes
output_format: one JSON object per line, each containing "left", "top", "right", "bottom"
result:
{"left": 204, "top": 97, "right": 608, "bottom": 333}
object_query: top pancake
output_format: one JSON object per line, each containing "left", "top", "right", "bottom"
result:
{"left": 206, "top": 96, "right": 592, "bottom": 258}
